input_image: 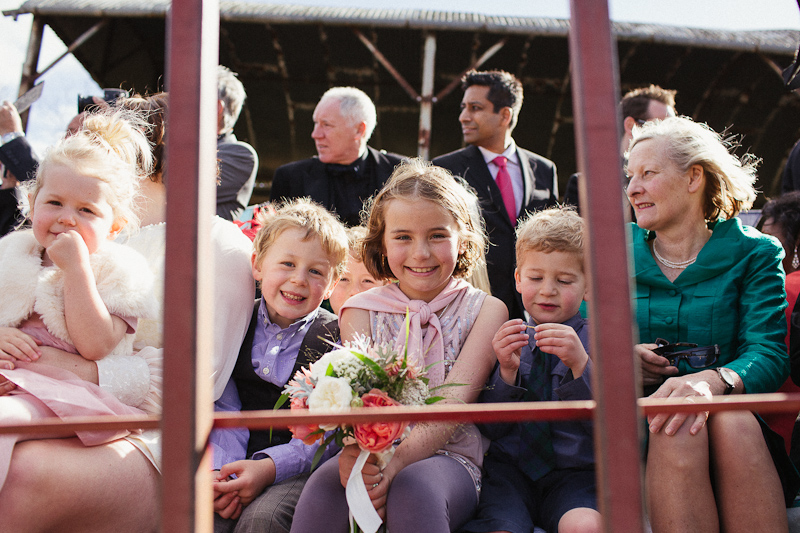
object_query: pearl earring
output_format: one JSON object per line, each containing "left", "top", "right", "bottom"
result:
{"left": 793, "top": 249, "right": 799, "bottom": 270}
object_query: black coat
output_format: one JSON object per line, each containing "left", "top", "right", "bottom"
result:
{"left": 433, "top": 145, "right": 558, "bottom": 319}
{"left": 270, "top": 146, "right": 404, "bottom": 226}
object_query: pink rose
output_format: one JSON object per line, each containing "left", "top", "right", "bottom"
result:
{"left": 353, "top": 389, "right": 408, "bottom": 453}
{"left": 289, "top": 422, "right": 323, "bottom": 445}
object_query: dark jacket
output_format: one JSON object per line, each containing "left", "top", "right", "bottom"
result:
{"left": 433, "top": 144, "right": 558, "bottom": 319}
{"left": 270, "top": 146, "right": 404, "bottom": 226}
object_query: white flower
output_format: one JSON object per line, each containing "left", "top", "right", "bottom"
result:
{"left": 310, "top": 348, "right": 356, "bottom": 380}
{"left": 307, "top": 376, "right": 354, "bottom": 430}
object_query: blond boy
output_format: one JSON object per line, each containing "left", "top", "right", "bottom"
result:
{"left": 464, "top": 207, "right": 601, "bottom": 533}
{"left": 212, "top": 198, "right": 347, "bottom": 533}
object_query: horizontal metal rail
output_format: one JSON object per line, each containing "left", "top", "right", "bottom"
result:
{"left": 2, "top": 392, "right": 798, "bottom": 435}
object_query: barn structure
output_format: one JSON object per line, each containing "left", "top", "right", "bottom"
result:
{"left": 5, "top": 0, "right": 800, "bottom": 205}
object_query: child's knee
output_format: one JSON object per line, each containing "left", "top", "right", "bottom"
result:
{"left": 557, "top": 508, "right": 601, "bottom": 533}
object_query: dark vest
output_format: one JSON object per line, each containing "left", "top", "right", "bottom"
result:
{"left": 231, "top": 301, "right": 339, "bottom": 458}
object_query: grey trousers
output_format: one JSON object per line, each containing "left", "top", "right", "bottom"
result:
{"left": 214, "top": 472, "right": 310, "bottom": 533}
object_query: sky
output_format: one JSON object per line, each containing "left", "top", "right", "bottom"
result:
{"left": 1, "top": 0, "right": 800, "bottom": 155}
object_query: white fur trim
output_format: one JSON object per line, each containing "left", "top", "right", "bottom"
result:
{"left": 0, "top": 230, "right": 158, "bottom": 356}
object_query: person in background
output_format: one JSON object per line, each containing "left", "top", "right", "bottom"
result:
{"left": 271, "top": 86, "right": 404, "bottom": 227}
{"left": 328, "top": 225, "right": 389, "bottom": 316}
{"left": 562, "top": 84, "right": 676, "bottom": 212}
{"left": 0, "top": 101, "right": 38, "bottom": 236}
{"left": 433, "top": 70, "right": 558, "bottom": 320}
{"left": 757, "top": 192, "right": 800, "bottom": 456}
{"left": 217, "top": 65, "right": 259, "bottom": 221}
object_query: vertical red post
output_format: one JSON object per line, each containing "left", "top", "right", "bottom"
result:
{"left": 568, "top": 1, "right": 645, "bottom": 531}
{"left": 162, "top": 0, "right": 219, "bottom": 530}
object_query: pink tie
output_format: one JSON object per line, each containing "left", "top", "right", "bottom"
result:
{"left": 493, "top": 156, "right": 516, "bottom": 225}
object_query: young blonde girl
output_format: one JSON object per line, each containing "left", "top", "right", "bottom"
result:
{"left": 291, "top": 159, "right": 508, "bottom": 533}
{"left": 0, "top": 109, "right": 157, "bottom": 490}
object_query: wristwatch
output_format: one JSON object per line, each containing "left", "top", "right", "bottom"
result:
{"left": 716, "top": 367, "right": 736, "bottom": 395}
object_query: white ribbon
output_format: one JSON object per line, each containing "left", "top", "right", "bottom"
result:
{"left": 346, "top": 449, "right": 383, "bottom": 533}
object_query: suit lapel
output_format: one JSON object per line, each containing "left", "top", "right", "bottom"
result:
{"left": 517, "top": 148, "right": 536, "bottom": 207}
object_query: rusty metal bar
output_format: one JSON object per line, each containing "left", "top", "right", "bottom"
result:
{"left": 162, "top": 0, "right": 219, "bottom": 530}
{"left": 417, "top": 32, "right": 436, "bottom": 159}
{"left": 353, "top": 28, "right": 420, "bottom": 101}
{"left": 3, "top": 392, "right": 800, "bottom": 437}
{"left": 434, "top": 37, "right": 508, "bottom": 103}
{"left": 569, "top": 1, "right": 645, "bottom": 531}
{"left": 35, "top": 20, "right": 107, "bottom": 80}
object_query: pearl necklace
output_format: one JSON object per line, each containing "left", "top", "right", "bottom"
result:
{"left": 652, "top": 241, "right": 697, "bottom": 270}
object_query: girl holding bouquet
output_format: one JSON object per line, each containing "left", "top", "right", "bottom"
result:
{"left": 291, "top": 159, "right": 508, "bottom": 532}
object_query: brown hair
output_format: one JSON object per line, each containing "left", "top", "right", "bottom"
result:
{"left": 361, "top": 158, "right": 486, "bottom": 281}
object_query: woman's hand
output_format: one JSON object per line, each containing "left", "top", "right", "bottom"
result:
{"left": 636, "top": 343, "right": 679, "bottom": 386}
{"left": 647, "top": 372, "right": 714, "bottom": 436}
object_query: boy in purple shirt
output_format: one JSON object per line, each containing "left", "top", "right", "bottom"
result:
{"left": 212, "top": 199, "right": 348, "bottom": 533}
{"left": 463, "top": 207, "right": 601, "bottom": 533}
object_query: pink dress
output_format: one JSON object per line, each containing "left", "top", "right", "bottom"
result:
{"left": 342, "top": 278, "right": 489, "bottom": 491}
{"left": 0, "top": 230, "right": 157, "bottom": 490}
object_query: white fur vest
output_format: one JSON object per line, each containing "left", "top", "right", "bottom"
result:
{"left": 0, "top": 230, "right": 158, "bottom": 356}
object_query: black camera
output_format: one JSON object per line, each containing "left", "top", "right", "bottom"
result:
{"left": 77, "top": 88, "right": 129, "bottom": 114}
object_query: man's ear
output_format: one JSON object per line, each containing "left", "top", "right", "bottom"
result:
{"left": 623, "top": 116, "right": 637, "bottom": 137}
{"left": 500, "top": 107, "right": 513, "bottom": 128}
{"left": 355, "top": 121, "right": 367, "bottom": 139}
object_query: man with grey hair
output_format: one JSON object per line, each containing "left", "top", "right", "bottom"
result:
{"left": 270, "top": 86, "right": 404, "bottom": 226}
{"left": 217, "top": 65, "right": 259, "bottom": 221}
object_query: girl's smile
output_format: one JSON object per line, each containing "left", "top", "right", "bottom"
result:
{"left": 382, "top": 197, "right": 464, "bottom": 303}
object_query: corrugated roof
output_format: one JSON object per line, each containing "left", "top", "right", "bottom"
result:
{"left": 6, "top": 0, "right": 799, "bottom": 53}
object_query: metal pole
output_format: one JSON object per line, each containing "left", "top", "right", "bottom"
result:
{"left": 19, "top": 16, "right": 42, "bottom": 131}
{"left": 568, "top": 1, "right": 645, "bottom": 531}
{"left": 162, "top": 0, "right": 219, "bottom": 530}
{"left": 418, "top": 32, "right": 436, "bottom": 159}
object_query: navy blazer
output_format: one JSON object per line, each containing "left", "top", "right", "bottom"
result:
{"left": 433, "top": 144, "right": 558, "bottom": 319}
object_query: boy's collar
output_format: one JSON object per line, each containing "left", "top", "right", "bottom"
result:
{"left": 258, "top": 298, "right": 320, "bottom": 332}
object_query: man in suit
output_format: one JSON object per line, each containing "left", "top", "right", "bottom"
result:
{"left": 270, "top": 87, "right": 404, "bottom": 226}
{"left": 433, "top": 70, "right": 558, "bottom": 319}
{"left": 217, "top": 65, "right": 259, "bottom": 221}
{"left": 562, "top": 84, "right": 676, "bottom": 211}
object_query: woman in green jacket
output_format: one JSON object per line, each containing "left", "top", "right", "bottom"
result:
{"left": 626, "top": 116, "right": 797, "bottom": 532}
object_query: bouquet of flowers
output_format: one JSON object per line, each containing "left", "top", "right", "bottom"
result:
{"left": 278, "top": 331, "right": 444, "bottom": 533}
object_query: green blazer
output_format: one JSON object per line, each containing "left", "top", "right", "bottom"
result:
{"left": 632, "top": 218, "right": 788, "bottom": 394}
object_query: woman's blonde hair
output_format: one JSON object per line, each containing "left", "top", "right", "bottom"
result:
{"left": 361, "top": 158, "right": 487, "bottom": 281}
{"left": 28, "top": 108, "right": 153, "bottom": 234}
{"left": 628, "top": 116, "right": 758, "bottom": 220}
